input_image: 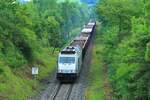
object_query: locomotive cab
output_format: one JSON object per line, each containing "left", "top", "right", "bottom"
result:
{"left": 57, "top": 46, "right": 82, "bottom": 82}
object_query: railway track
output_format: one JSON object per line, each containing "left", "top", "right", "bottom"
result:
{"left": 48, "top": 84, "right": 73, "bottom": 100}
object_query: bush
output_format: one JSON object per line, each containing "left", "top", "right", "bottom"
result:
{"left": 2, "top": 42, "right": 27, "bottom": 68}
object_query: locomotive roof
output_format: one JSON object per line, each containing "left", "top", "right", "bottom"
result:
{"left": 88, "top": 22, "right": 95, "bottom": 26}
{"left": 81, "top": 28, "right": 92, "bottom": 33}
{"left": 60, "top": 46, "right": 81, "bottom": 54}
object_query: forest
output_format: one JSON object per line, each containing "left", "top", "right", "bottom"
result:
{"left": 0, "top": 0, "right": 149, "bottom": 99}
{"left": 96, "top": 0, "right": 150, "bottom": 99}
{"left": 0, "top": 0, "right": 90, "bottom": 99}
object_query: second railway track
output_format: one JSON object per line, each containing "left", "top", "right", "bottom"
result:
{"left": 49, "top": 84, "right": 73, "bottom": 100}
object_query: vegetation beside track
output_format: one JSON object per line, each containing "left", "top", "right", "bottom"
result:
{"left": 85, "top": 24, "right": 106, "bottom": 100}
{"left": 0, "top": 48, "right": 57, "bottom": 100}
{"left": 94, "top": 0, "right": 150, "bottom": 99}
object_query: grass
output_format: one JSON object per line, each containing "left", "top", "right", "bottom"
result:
{"left": 0, "top": 47, "right": 57, "bottom": 100}
{"left": 85, "top": 24, "right": 105, "bottom": 100}
{"left": 0, "top": 63, "right": 33, "bottom": 100}
{"left": 35, "top": 47, "right": 57, "bottom": 79}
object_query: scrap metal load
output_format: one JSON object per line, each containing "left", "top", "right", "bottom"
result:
{"left": 57, "top": 21, "right": 96, "bottom": 82}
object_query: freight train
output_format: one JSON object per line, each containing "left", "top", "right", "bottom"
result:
{"left": 57, "top": 21, "right": 96, "bottom": 82}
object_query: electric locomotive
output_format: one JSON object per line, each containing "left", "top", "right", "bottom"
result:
{"left": 57, "top": 21, "right": 96, "bottom": 82}
{"left": 57, "top": 46, "right": 82, "bottom": 81}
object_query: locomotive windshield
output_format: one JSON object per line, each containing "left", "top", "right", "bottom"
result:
{"left": 59, "top": 57, "right": 75, "bottom": 64}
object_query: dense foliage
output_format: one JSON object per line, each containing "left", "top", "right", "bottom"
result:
{"left": 96, "top": 0, "right": 150, "bottom": 99}
{"left": 0, "top": 0, "right": 90, "bottom": 68}
{"left": 0, "top": 0, "right": 90, "bottom": 99}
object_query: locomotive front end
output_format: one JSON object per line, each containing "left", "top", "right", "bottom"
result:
{"left": 57, "top": 46, "right": 82, "bottom": 82}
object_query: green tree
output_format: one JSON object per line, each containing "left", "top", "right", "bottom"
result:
{"left": 96, "top": 0, "right": 150, "bottom": 99}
